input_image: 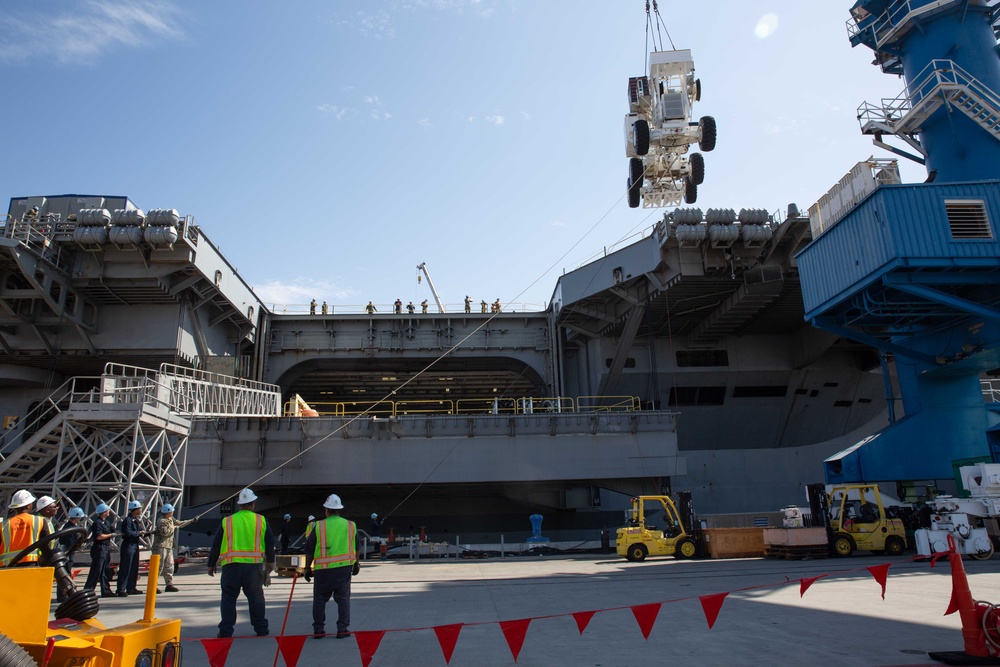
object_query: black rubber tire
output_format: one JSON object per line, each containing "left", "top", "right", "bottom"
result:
{"left": 0, "top": 631, "right": 36, "bottom": 667}
{"left": 627, "top": 543, "right": 648, "bottom": 562}
{"left": 690, "top": 152, "right": 705, "bottom": 185}
{"left": 833, "top": 534, "right": 856, "bottom": 557}
{"left": 629, "top": 157, "right": 644, "bottom": 186}
{"left": 633, "top": 119, "right": 650, "bottom": 156}
{"left": 627, "top": 177, "right": 641, "bottom": 209}
{"left": 884, "top": 536, "right": 905, "bottom": 557}
{"left": 675, "top": 538, "right": 697, "bottom": 559}
{"left": 694, "top": 78, "right": 702, "bottom": 102}
{"left": 684, "top": 178, "right": 697, "bottom": 204}
{"left": 699, "top": 116, "right": 717, "bottom": 152}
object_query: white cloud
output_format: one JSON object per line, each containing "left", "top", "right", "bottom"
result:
{"left": 550, "top": 220, "right": 566, "bottom": 228}
{"left": 467, "top": 116, "right": 476, "bottom": 123}
{"left": 317, "top": 104, "right": 350, "bottom": 120}
{"left": 520, "top": 111, "right": 531, "bottom": 122}
{"left": 0, "top": 0, "right": 184, "bottom": 65}
{"left": 754, "top": 13, "right": 779, "bottom": 40}
{"left": 371, "top": 111, "right": 392, "bottom": 121}
{"left": 484, "top": 114, "right": 505, "bottom": 126}
{"left": 364, "top": 95, "right": 382, "bottom": 105}
{"left": 418, "top": 118, "right": 432, "bottom": 127}
{"left": 252, "top": 278, "right": 354, "bottom": 308}
{"left": 347, "top": 10, "right": 396, "bottom": 40}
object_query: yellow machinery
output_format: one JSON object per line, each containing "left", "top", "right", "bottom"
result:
{"left": 0, "top": 528, "right": 182, "bottom": 666}
{"left": 827, "top": 483, "right": 907, "bottom": 557}
{"left": 616, "top": 494, "right": 698, "bottom": 562}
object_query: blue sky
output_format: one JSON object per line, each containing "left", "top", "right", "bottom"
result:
{"left": 0, "top": 1, "right": 925, "bottom": 313}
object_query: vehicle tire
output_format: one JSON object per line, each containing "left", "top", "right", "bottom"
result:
{"left": 627, "top": 177, "right": 641, "bottom": 209}
{"left": 699, "top": 116, "right": 717, "bottom": 152}
{"left": 884, "top": 536, "right": 905, "bottom": 557}
{"left": 0, "top": 631, "right": 36, "bottom": 667}
{"left": 690, "top": 152, "right": 705, "bottom": 185}
{"left": 684, "top": 178, "right": 697, "bottom": 204}
{"left": 629, "top": 157, "right": 644, "bottom": 186}
{"left": 627, "top": 543, "right": 648, "bottom": 562}
{"left": 971, "top": 542, "right": 995, "bottom": 561}
{"left": 675, "top": 538, "right": 697, "bottom": 559}
{"left": 633, "top": 119, "right": 650, "bottom": 156}
{"left": 694, "top": 78, "right": 702, "bottom": 102}
{"left": 833, "top": 534, "right": 855, "bottom": 557}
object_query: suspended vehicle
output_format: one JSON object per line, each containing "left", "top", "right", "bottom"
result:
{"left": 625, "top": 0, "right": 717, "bottom": 208}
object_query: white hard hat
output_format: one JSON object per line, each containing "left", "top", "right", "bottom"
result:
{"left": 323, "top": 494, "right": 344, "bottom": 510}
{"left": 237, "top": 488, "right": 258, "bottom": 505}
{"left": 36, "top": 495, "right": 58, "bottom": 511}
{"left": 10, "top": 489, "right": 35, "bottom": 509}
{"left": 307, "top": 515, "right": 315, "bottom": 522}
{"left": 371, "top": 513, "right": 378, "bottom": 519}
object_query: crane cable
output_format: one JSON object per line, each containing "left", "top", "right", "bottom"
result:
{"left": 646, "top": 0, "right": 676, "bottom": 53}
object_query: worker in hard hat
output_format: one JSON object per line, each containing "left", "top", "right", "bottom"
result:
{"left": 304, "top": 493, "right": 360, "bottom": 639}
{"left": 35, "top": 495, "right": 60, "bottom": 534}
{"left": 304, "top": 514, "right": 317, "bottom": 539}
{"left": 116, "top": 500, "right": 145, "bottom": 597}
{"left": 279, "top": 513, "right": 292, "bottom": 554}
{"left": 57, "top": 507, "right": 86, "bottom": 602}
{"left": 369, "top": 513, "right": 381, "bottom": 538}
{"left": 1, "top": 489, "right": 50, "bottom": 567}
{"left": 207, "top": 488, "right": 274, "bottom": 639}
{"left": 421, "top": 299, "right": 428, "bottom": 314}
{"left": 465, "top": 295, "right": 472, "bottom": 313}
{"left": 152, "top": 503, "right": 200, "bottom": 593}
{"left": 83, "top": 502, "right": 115, "bottom": 596}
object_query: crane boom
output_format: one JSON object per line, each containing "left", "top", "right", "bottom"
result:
{"left": 416, "top": 262, "right": 446, "bottom": 313}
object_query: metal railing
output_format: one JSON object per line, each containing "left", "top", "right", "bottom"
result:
{"left": 846, "top": 0, "right": 943, "bottom": 48}
{"left": 983, "top": 379, "right": 1000, "bottom": 403}
{"left": 267, "top": 302, "right": 549, "bottom": 315}
{"left": 282, "top": 394, "right": 640, "bottom": 417}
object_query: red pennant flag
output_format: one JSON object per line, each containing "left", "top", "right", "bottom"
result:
{"left": 800, "top": 574, "right": 828, "bottom": 597}
{"left": 499, "top": 618, "right": 532, "bottom": 663}
{"left": 572, "top": 611, "right": 597, "bottom": 635}
{"left": 699, "top": 593, "right": 728, "bottom": 630}
{"left": 71, "top": 569, "right": 82, "bottom": 580}
{"left": 274, "top": 635, "right": 307, "bottom": 667}
{"left": 945, "top": 583, "right": 960, "bottom": 616}
{"left": 354, "top": 631, "right": 386, "bottom": 667}
{"left": 631, "top": 603, "right": 661, "bottom": 640}
{"left": 433, "top": 624, "right": 463, "bottom": 665}
{"left": 200, "top": 638, "right": 233, "bottom": 667}
{"left": 867, "top": 563, "right": 892, "bottom": 600}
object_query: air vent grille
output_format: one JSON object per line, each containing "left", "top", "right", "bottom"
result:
{"left": 946, "top": 200, "right": 991, "bottom": 239}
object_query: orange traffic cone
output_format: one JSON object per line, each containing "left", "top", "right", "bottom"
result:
{"left": 930, "top": 534, "right": 991, "bottom": 661}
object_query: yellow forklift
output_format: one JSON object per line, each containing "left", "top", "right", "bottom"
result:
{"left": 616, "top": 492, "right": 700, "bottom": 562}
{"left": 816, "top": 483, "right": 908, "bottom": 557}
{"left": 0, "top": 526, "right": 183, "bottom": 666}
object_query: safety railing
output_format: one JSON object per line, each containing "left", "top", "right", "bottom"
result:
{"left": 282, "top": 394, "right": 640, "bottom": 417}
{"left": 267, "top": 302, "right": 549, "bottom": 315}
{"left": 858, "top": 59, "right": 1000, "bottom": 131}
{"left": 846, "top": 0, "right": 940, "bottom": 48}
{"left": 983, "top": 379, "right": 1000, "bottom": 404}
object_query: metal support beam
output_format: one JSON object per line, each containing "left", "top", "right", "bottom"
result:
{"left": 810, "top": 318, "right": 940, "bottom": 365}
{"left": 887, "top": 280, "right": 1000, "bottom": 326}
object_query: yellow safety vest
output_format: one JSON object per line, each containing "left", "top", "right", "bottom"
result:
{"left": 0, "top": 513, "right": 44, "bottom": 566}
{"left": 313, "top": 516, "right": 356, "bottom": 570}
{"left": 217, "top": 510, "right": 265, "bottom": 566}
{"left": 305, "top": 521, "right": 315, "bottom": 538}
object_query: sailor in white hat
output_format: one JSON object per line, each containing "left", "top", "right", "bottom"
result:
{"left": 207, "top": 488, "right": 275, "bottom": 638}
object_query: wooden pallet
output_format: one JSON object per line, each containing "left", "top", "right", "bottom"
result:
{"left": 765, "top": 545, "right": 829, "bottom": 560}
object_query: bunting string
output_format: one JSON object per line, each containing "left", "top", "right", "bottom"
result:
{"left": 184, "top": 554, "right": 942, "bottom": 667}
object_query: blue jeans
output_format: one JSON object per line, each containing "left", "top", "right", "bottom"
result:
{"left": 117, "top": 542, "right": 140, "bottom": 593}
{"left": 312, "top": 567, "right": 352, "bottom": 634}
{"left": 219, "top": 562, "right": 268, "bottom": 637}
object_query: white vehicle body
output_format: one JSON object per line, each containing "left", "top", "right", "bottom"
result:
{"left": 624, "top": 49, "right": 716, "bottom": 209}
{"left": 915, "top": 462, "right": 1000, "bottom": 559}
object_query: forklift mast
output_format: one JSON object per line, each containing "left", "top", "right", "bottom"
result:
{"left": 676, "top": 491, "right": 703, "bottom": 556}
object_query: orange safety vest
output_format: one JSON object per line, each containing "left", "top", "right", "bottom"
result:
{"left": 0, "top": 513, "right": 44, "bottom": 566}
{"left": 313, "top": 516, "right": 357, "bottom": 570}
{"left": 217, "top": 511, "right": 266, "bottom": 566}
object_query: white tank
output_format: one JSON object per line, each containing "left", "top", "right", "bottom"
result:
{"left": 145, "top": 225, "right": 179, "bottom": 246}
{"left": 73, "top": 226, "right": 108, "bottom": 245}
{"left": 146, "top": 209, "right": 180, "bottom": 226}
{"left": 708, "top": 224, "right": 739, "bottom": 245}
{"left": 741, "top": 225, "right": 773, "bottom": 245}
{"left": 109, "top": 226, "right": 143, "bottom": 245}
{"left": 77, "top": 208, "right": 112, "bottom": 226}
{"left": 674, "top": 224, "right": 706, "bottom": 245}
{"left": 112, "top": 209, "right": 145, "bottom": 226}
